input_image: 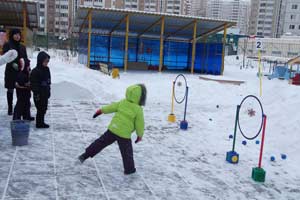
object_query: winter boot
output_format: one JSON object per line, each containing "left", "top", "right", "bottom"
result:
{"left": 36, "top": 112, "right": 47, "bottom": 128}
{"left": 41, "top": 114, "right": 50, "bottom": 128}
{"left": 78, "top": 153, "right": 88, "bottom": 164}
{"left": 124, "top": 168, "right": 136, "bottom": 175}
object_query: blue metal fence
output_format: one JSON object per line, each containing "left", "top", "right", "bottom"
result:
{"left": 78, "top": 34, "right": 223, "bottom": 75}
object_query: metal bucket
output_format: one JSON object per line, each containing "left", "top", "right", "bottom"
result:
{"left": 10, "top": 120, "right": 30, "bottom": 146}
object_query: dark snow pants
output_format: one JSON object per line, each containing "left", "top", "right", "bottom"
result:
{"left": 33, "top": 95, "right": 48, "bottom": 126}
{"left": 85, "top": 130, "right": 136, "bottom": 174}
{"left": 13, "top": 90, "right": 31, "bottom": 120}
{"left": 7, "top": 89, "right": 14, "bottom": 114}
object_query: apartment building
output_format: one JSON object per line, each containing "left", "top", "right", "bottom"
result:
{"left": 37, "top": 0, "right": 70, "bottom": 38}
{"left": 248, "top": 0, "right": 283, "bottom": 37}
{"left": 206, "top": 0, "right": 250, "bottom": 34}
{"left": 36, "top": 0, "right": 201, "bottom": 38}
{"left": 190, "top": 0, "right": 207, "bottom": 17}
{"left": 79, "top": 0, "right": 190, "bottom": 14}
{"left": 282, "top": 0, "right": 300, "bottom": 36}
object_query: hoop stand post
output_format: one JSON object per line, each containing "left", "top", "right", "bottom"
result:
{"left": 258, "top": 50, "right": 262, "bottom": 97}
{"left": 252, "top": 115, "right": 267, "bottom": 182}
{"left": 168, "top": 81, "right": 176, "bottom": 122}
{"left": 180, "top": 86, "right": 189, "bottom": 130}
{"left": 226, "top": 105, "right": 240, "bottom": 164}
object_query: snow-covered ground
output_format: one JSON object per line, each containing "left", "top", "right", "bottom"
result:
{"left": 0, "top": 51, "right": 299, "bottom": 200}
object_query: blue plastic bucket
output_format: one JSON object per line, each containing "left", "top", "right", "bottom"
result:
{"left": 10, "top": 120, "right": 30, "bottom": 146}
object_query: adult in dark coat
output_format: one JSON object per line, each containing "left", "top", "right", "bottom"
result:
{"left": 2, "top": 29, "right": 30, "bottom": 115}
{"left": 30, "top": 51, "right": 51, "bottom": 128}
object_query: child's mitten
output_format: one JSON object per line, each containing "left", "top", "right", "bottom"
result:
{"left": 93, "top": 109, "right": 102, "bottom": 118}
{"left": 135, "top": 136, "right": 142, "bottom": 144}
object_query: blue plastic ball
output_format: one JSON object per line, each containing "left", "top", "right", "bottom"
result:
{"left": 255, "top": 140, "right": 260, "bottom": 144}
{"left": 270, "top": 156, "right": 275, "bottom": 161}
{"left": 229, "top": 135, "right": 233, "bottom": 139}
{"left": 281, "top": 154, "right": 287, "bottom": 160}
{"left": 242, "top": 140, "right": 247, "bottom": 145}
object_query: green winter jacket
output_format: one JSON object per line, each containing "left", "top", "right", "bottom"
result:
{"left": 101, "top": 85, "right": 145, "bottom": 139}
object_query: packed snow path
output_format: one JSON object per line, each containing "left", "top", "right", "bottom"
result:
{"left": 0, "top": 98, "right": 299, "bottom": 200}
{"left": 0, "top": 54, "right": 300, "bottom": 199}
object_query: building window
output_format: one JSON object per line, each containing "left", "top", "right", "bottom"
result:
{"left": 288, "top": 52, "right": 298, "bottom": 56}
{"left": 291, "top": 15, "right": 296, "bottom": 20}
{"left": 60, "top": 13, "right": 68, "bottom": 17}
{"left": 289, "top": 25, "right": 295, "bottom": 29}
{"left": 40, "top": 4, "right": 45, "bottom": 8}
{"left": 272, "top": 51, "right": 281, "bottom": 56}
{"left": 292, "top": 5, "right": 298, "bottom": 9}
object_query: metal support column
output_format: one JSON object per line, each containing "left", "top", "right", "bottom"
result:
{"left": 124, "top": 15, "right": 130, "bottom": 72}
{"left": 221, "top": 24, "right": 227, "bottom": 75}
{"left": 191, "top": 20, "right": 197, "bottom": 74}
{"left": 22, "top": 3, "right": 27, "bottom": 45}
{"left": 159, "top": 16, "right": 165, "bottom": 72}
{"left": 87, "top": 10, "right": 92, "bottom": 68}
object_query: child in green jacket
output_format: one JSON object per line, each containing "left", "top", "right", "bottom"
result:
{"left": 78, "top": 84, "right": 146, "bottom": 175}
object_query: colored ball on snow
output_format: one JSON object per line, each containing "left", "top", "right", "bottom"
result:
{"left": 216, "top": 105, "right": 219, "bottom": 108}
{"left": 281, "top": 154, "right": 287, "bottom": 160}
{"left": 255, "top": 140, "right": 260, "bottom": 144}
{"left": 242, "top": 141, "right": 247, "bottom": 145}
{"left": 229, "top": 134, "right": 233, "bottom": 139}
{"left": 177, "top": 81, "right": 182, "bottom": 87}
{"left": 270, "top": 156, "right": 275, "bottom": 161}
{"left": 209, "top": 118, "right": 212, "bottom": 121}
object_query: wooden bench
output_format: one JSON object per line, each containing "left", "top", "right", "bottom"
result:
{"left": 99, "top": 63, "right": 110, "bottom": 75}
{"left": 199, "top": 76, "right": 245, "bottom": 85}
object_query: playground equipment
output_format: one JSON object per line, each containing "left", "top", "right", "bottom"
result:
{"left": 268, "top": 65, "right": 291, "bottom": 80}
{"left": 226, "top": 95, "right": 268, "bottom": 182}
{"left": 288, "top": 56, "right": 300, "bottom": 85}
{"left": 168, "top": 74, "right": 190, "bottom": 130}
{"left": 292, "top": 73, "right": 300, "bottom": 85}
{"left": 99, "top": 62, "right": 120, "bottom": 79}
{"left": 111, "top": 68, "right": 120, "bottom": 79}
{"left": 268, "top": 56, "right": 300, "bottom": 81}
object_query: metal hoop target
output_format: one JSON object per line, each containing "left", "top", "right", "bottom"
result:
{"left": 173, "top": 74, "right": 187, "bottom": 104}
{"left": 237, "top": 95, "right": 264, "bottom": 140}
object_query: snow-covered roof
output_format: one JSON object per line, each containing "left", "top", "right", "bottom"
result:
{"left": 0, "top": 0, "right": 39, "bottom": 29}
{"left": 74, "top": 6, "right": 236, "bottom": 42}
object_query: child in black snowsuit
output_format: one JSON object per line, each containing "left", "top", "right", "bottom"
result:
{"left": 13, "top": 60, "right": 31, "bottom": 120}
{"left": 30, "top": 51, "right": 51, "bottom": 128}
